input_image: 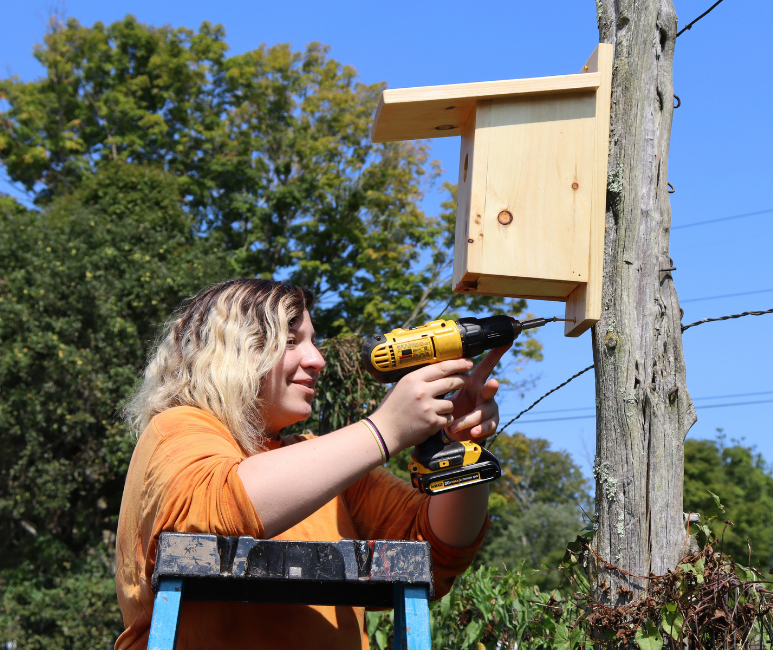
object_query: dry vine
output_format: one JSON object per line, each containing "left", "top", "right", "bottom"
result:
{"left": 560, "top": 521, "right": 773, "bottom": 650}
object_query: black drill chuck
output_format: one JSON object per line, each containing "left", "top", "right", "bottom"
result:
{"left": 457, "top": 315, "right": 521, "bottom": 358}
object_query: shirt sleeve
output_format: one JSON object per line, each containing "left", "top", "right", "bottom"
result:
{"left": 144, "top": 426, "right": 264, "bottom": 542}
{"left": 343, "top": 468, "right": 491, "bottom": 599}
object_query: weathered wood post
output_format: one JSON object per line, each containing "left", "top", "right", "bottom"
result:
{"left": 591, "top": 0, "right": 697, "bottom": 601}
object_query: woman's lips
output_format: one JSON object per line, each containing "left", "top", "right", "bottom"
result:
{"left": 292, "top": 382, "right": 316, "bottom": 396}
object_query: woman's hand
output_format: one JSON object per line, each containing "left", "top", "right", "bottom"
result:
{"left": 445, "top": 344, "right": 511, "bottom": 443}
{"left": 368, "top": 358, "right": 474, "bottom": 455}
{"left": 426, "top": 345, "right": 511, "bottom": 548}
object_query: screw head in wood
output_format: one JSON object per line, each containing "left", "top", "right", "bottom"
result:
{"left": 436, "top": 124, "right": 456, "bottom": 131}
{"left": 445, "top": 106, "right": 455, "bottom": 110}
{"left": 467, "top": 238, "right": 474, "bottom": 243}
{"left": 497, "top": 210, "right": 513, "bottom": 226}
{"left": 572, "top": 182, "right": 579, "bottom": 190}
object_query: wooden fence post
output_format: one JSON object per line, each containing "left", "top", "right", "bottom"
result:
{"left": 591, "top": 0, "right": 697, "bottom": 602}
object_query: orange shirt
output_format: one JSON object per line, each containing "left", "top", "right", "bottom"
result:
{"left": 115, "top": 406, "right": 488, "bottom": 650}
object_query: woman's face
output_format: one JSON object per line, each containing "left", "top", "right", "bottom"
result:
{"left": 259, "top": 309, "right": 325, "bottom": 437}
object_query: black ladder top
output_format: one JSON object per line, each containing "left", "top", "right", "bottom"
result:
{"left": 152, "top": 533, "right": 435, "bottom": 608}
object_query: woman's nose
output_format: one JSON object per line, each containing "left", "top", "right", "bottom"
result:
{"left": 302, "top": 342, "right": 326, "bottom": 372}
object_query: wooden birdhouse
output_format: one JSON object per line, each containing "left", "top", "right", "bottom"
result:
{"left": 371, "top": 44, "right": 613, "bottom": 337}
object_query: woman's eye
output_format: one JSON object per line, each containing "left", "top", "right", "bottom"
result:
{"left": 286, "top": 337, "right": 297, "bottom": 347}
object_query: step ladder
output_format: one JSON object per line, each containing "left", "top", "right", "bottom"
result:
{"left": 148, "top": 533, "right": 433, "bottom": 650}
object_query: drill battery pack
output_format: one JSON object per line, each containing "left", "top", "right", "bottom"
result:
{"left": 408, "top": 433, "right": 501, "bottom": 496}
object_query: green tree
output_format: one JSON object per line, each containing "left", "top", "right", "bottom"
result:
{"left": 684, "top": 433, "right": 773, "bottom": 568}
{"left": 0, "top": 559, "right": 122, "bottom": 649}
{"left": 0, "top": 16, "right": 541, "bottom": 339}
{"left": 0, "top": 162, "right": 230, "bottom": 570}
{"left": 477, "top": 433, "right": 592, "bottom": 589}
{"left": 0, "top": 163, "right": 231, "bottom": 647}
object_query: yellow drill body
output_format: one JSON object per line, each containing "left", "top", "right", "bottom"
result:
{"left": 366, "top": 319, "right": 464, "bottom": 379}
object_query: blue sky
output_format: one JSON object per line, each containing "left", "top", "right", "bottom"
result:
{"left": 2, "top": 0, "right": 771, "bottom": 477}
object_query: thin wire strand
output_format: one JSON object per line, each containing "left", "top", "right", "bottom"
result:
{"left": 676, "top": 0, "right": 726, "bottom": 37}
{"left": 490, "top": 306, "right": 773, "bottom": 441}
{"left": 504, "top": 399, "right": 773, "bottom": 425}
{"left": 672, "top": 207, "right": 773, "bottom": 230}
{"left": 698, "top": 399, "right": 773, "bottom": 410}
{"left": 498, "top": 390, "right": 773, "bottom": 418}
{"left": 433, "top": 296, "right": 455, "bottom": 320}
{"left": 681, "top": 288, "right": 773, "bottom": 303}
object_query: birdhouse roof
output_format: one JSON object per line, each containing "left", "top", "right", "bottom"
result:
{"left": 371, "top": 71, "right": 601, "bottom": 143}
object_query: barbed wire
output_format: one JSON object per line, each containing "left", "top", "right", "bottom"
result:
{"left": 488, "top": 365, "right": 594, "bottom": 447}
{"left": 488, "top": 305, "right": 773, "bottom": 445}
{"left": 676, "top": 0, "right": 726, "bottom": 37}
{"left": 681, "top": 307, "right": 773, "bottom": 331}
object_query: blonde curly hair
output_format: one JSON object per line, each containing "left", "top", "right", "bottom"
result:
{"left": 125, "top": 279, "right": 314, "bottom": 455}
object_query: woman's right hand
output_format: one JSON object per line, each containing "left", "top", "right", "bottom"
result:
{"left": 368, "top": 358, "right": 473, "bottom": 454}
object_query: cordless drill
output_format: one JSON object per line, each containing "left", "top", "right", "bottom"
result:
{"left": 362, "top": 315, "right": 564, "bottom": 495}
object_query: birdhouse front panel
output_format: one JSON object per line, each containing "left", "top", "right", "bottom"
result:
{"left": 454, "top": 92, "right": 597, "bottom": 300}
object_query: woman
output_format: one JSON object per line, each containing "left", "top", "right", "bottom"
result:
{"left": 115, "top": 279, "right": 508, "bottom": 650}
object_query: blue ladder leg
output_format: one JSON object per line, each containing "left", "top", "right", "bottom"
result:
{"left": 148, "top": 577, "right": 185, "bottom": 650}
{"left": 394, "top": 584, "right": 431, "bottom": 650}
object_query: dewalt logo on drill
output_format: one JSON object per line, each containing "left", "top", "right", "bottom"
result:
{"left": 429, "top": 473, "right": 481, "bottom": 493}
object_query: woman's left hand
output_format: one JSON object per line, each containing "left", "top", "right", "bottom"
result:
{"left": 445, "top": 344, "right": 511, "bottom": 442}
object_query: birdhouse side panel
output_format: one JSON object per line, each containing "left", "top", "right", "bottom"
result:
{"left": 564, "top": 43, "right": 613, "bottom": 337}
{"left": 479, "top": 93, "right": 596, "bottom": 285}
{"left": 453, "top": 101, "right": 491, "bottom": 286}
{"left": 453, "top": 107, "right": 475, "bottom": 285}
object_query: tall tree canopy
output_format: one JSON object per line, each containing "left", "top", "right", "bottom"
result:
{"left": 0, "top": 16, "right": 536, "bottom": 337}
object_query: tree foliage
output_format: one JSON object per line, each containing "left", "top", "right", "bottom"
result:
{"left": 0, "top": 561, "right": 122, "bottom": 650}
{"left": 0, "top": 162, "right": 230, "bottom": 571}
{"left": 0, "top": 15, "right": 541, "bottom": 339}
{"left": 478, "top": 433, "right": 592, "bottom": 589}
{"left": 684, "top": 433, "right": 773, "bottom": 569}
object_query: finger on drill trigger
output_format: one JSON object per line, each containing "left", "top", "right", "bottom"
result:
{"left": 471, "top": 343, "right": 512, "bottom": 383}
{"left": 414, "top": 358, "right": 473, "bottom": 382}
{"left": 429, "top": 374, "right": 469, "bottom": 398}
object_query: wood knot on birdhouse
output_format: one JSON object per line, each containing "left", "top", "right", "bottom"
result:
{"left": 497, "top": 210, "right": 513, "bottom": 226}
